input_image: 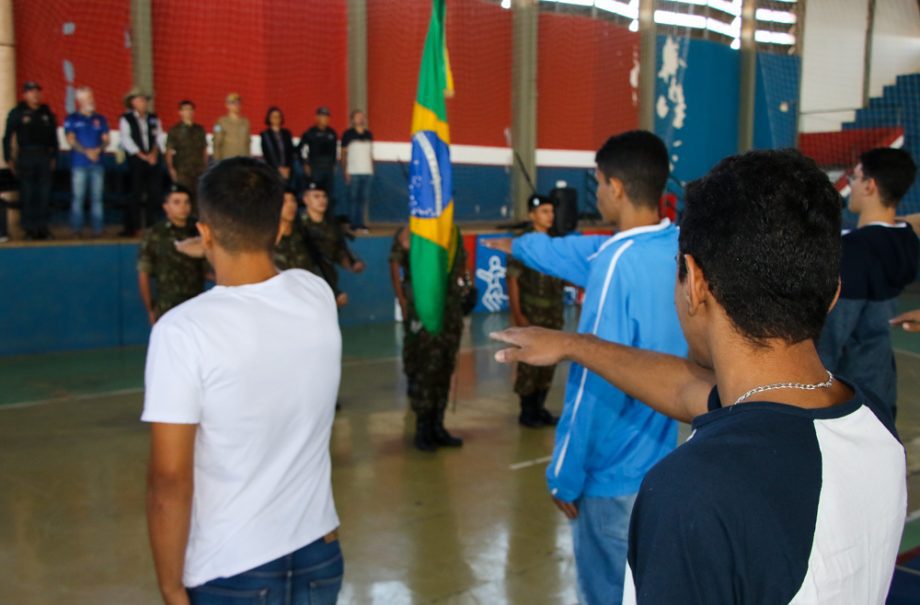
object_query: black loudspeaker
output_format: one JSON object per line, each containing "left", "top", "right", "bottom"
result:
{"left": 550, "top": 184, "right": 578, "bottom": 236}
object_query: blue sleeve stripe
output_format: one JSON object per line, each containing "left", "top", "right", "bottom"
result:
{"left": 552, "top": 239, "right": 634, "bottom": 480}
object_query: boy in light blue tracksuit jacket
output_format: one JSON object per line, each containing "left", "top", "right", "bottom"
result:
{"left": 509, "top": 131, "right": 687, "bottom": 605}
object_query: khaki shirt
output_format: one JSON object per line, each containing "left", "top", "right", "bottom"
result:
{"left": 212, "top": 114, "right": 251, "bottom": 160}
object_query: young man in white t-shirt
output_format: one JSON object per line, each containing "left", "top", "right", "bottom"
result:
{"left": 143, "top": 157, "right": 343, "bottom": 605}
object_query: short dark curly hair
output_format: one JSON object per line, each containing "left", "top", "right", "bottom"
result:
{"left": 859, "top": 147, "right": 917, "bottom": 208}
{"left": 198, "top": 157, "right": 284, "bottom": 253}
{"left": 678, "top": 149, "right": 842, "bottom": 345}
{"left": 595, "top": 130, "right": 670, "bottom": 209}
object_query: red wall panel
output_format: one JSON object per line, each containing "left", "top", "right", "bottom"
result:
{"left": 153, "top": 1, "right": 347, "bottom": 136}
{"left": 13, "top": 0, "right": 132, "bottom": 122}
{"left": 367, "top": 0, "right": 512, "bottom": 146}
{"left": 538, "top": 13, "right": 639, "bottom": 150}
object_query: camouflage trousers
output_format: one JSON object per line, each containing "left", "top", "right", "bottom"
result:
{"left": 513, "top": 304, "right": 564, "bottom": 397}
{"left": 403, "top": 317, "right": 463, "bottom": 416}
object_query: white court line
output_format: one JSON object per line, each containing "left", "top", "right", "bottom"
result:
{"left": 1, "top": 343, "right": 503, "bottom": 410}
{"left": 906, "top": 509, "right": 920, "bottom": 524}
{"left": 509, "top": 455, "right": 553, "bottom": 471}
{"left": 895, "top": 348, "right": 920, "bottom": 361}
{"left": 0, "top": 387, "right": 144, "bottom": 411}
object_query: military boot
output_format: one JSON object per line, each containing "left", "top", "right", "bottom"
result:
{"left": 433, "top": 409, "right": 463, "bottom": 447}
{"left": 414, "top": 412, "right": 437, "bottom": 452}
{"left": 518, "top": 393, "right": 544, "bottom": 428}
{"left": 536, "top": 389, "right": 558, "bottom": 426}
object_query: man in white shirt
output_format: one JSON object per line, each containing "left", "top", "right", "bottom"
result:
{"left": 143, "top": 157, "right": 343, "bottom": 605}
{"left": 119, "top": 88, "right": 164, "bottom": 236}
{"left": 340, "top": 110, "right": 374, "bottom": 233}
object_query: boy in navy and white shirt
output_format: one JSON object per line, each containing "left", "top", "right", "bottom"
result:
{"left": 500, "top": 131, "right": 687, "bottom": 605}
{"left": 492, "top": 149, "right": 906, "bottom": 604}
{"left": 819, "top": 147, "right": 919, "bottom": 419}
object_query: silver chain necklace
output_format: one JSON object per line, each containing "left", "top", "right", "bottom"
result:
{"left": 733, "top": 370, "right": 835, "bottom": 406}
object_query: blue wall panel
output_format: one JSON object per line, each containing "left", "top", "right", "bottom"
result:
{"left": 0, "top": 245, "right": 131, "bottom": 355}
{"left": 655, "top": 36, "right": 740, "bottom": 186}
{"left": 368, "top": 163, "right": 512, "bottom": 224}
{"left": 754, "top": 53, "right": 800, "bottom": 151}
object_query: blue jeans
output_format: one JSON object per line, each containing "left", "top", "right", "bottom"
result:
{"left": 346, "top": 174, "right": 372, "bottom": 227}
{"left": 570, "top": 493, "right": 637, "bottom": 605}
{"left": 70, "top": 164, "right": 105, "bottom": 234}
{"left": 188, "top": 536, "right": 343, "bottom": 605}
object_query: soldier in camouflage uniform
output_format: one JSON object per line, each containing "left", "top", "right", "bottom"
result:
{"left": 301, "top": 182, "right": 364, "bottom": 307}
{"left": 137, "top": 184, "right": 207, "bottom": 324}
{"left": 274, "top": 189, "right": 318, "bottom": 274}
{"left": 165, "top": 100, "right": 208, "bottom": 212}
{"left": 390, "top": 225, "right": 468, "bottom": 452}
{"left": 507, "top": 195, "right": 566, "bottom": 428}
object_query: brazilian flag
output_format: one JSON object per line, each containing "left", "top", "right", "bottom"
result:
{"left": 409, "top": 0, "right": 457, "bottom": 335}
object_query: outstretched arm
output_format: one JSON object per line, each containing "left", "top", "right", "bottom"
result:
{"left": 486, "top": 233, "right": 605, "bottom": 288}
{"left": 491, "top": 327, "right": 713, "bottom": 423}
{"left": 891, "top": 309, "right": 920, "bottom": 333}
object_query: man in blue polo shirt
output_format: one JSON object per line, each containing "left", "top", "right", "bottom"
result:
{"left": 64, "top": 86, "right": 109, "bottom": 237}
{"left": 490, "top": 130, "right": 686, "bottom": 604}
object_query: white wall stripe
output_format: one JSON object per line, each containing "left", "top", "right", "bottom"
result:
{"left": 57, "top": 129, "right": 597, "bottom": 169}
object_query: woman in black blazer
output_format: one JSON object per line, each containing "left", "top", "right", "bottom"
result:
{"left": 260, "top": 106, "right": 295, "bottom": 184}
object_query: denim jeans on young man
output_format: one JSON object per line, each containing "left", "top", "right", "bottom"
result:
{"left": 570, "top": 493, "right": 637, "bottom": 605}
{"left": 346, "top": 174, "right": 372, "bottom": 227}
{"left": 70, "top": 164, "right": 105, "bottom": 235}
{"left": 188, "top": 536, "right": 343, "bottom": 605}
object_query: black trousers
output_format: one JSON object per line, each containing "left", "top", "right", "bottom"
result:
{"left": 17, "top": 149, "right": 53, "bottom": 234}
{"left": 125, "top": 155, "right": 162, "bottom": 233}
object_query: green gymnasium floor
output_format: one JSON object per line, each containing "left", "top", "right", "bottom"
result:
{"left": 1, "top": 303, "right": 919, "bottom": 604}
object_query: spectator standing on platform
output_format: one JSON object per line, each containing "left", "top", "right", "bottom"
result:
{"left": 818, "top": 147, "right": 919, "bottom": 420}
{"left": 341, "top": 110, "right": 374, "bottom": 232}
{"left": 260, "top": 106, "right": 295, "bottom": 186}
{"left": 297, "top": 107, "right": 338, "bottom": 217}
{"left": 119, "top": 88, "right": 163, "bottom": 236}
{"left": 3, "top": 81, "right": 58, "bottom": 240}
{"left": 301, "top": 181, "right": 363, "bottom": 308}
{"left": 137, "top": 184, "right": 207, "bottom": 325}
{"left": 165, "top": 100, "right": 208, "bottom": 213}
{"left": 212, "top": 92, "right": 251, "bottom": 161}
{"left": 64, "top": 86, "right": 109, "bottom": 238}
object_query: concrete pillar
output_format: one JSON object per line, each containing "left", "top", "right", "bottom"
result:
{"left": 347, "top": 0, "right": 368, "bottom": 115}
{"left": 738, "top": 0, "right": 757, "bottom": 153}
{"left": 130, "top": 0, "right": 154, "bottom": 104}
{"left": 638, "top": 0, "right": 657, "bottom": 132}
{"left": 511, "top": 0, "right": 538, "bottom": 221}
{"left": 0, "top": 0, "right": 18, "bottom": 235}
{"left": 861, "top": 0, "right": 876, "bottom": 108}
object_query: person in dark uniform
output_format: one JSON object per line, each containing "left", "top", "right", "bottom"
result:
{"left": 507, "top": 195, "right": 566, "bottom": 428}
{"left": 137, "top": 184, "right": 207, "bottom": 324}
{"left": 119, "top": 88, "right": 164, "bottom": 236}
{"left": 274, "top": 188, "right": 317, "bottom": 274}
{"left": 3, "top": 81, "right": 58, "bottom": 240}
{"left": 165, "top": 100, "right": 208, "bottom": 213}
{"left": 301, "top": 181, "right": 364, "bottom": 307}
{"left": 296, "top": 107, "right": 338, "bottom": 217}
{"left": 389, "top": 225, "right": 468, "bottom": 452}
{"left": 260, "top": 106, "right": 295, "bottom": 186}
